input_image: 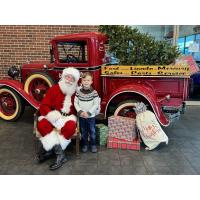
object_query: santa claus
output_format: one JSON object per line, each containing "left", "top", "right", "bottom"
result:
{"left": 36, "top": 67, "right": 80, "bottom": 170}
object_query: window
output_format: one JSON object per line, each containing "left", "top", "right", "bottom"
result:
{"left": 57, "top": 41, "right": 88, "bottom": 63}
{"left": 177, "top": 34, "right": 200, "bottom": 61}
{"left": 185, "top": 35, "right": 195, "bottom": 47}
{"left": 185, "top": 35, "right": 195, "bottom": 55}
{"left": 195, "top": 34, "right": 200, "bottom": 41}
{"left": 177, "top": 37, "right": 185, "bottom": 54}
{"left": 194, "top": 34, "right": 200, "bottom": 62}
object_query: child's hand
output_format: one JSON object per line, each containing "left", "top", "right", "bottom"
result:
{"left": 80, "top": 112, "right": 84, "bottom": 118}
{"left": 81, "top": 112, "right": 89, "bottom": 118}
{"left": 84, "top": 112, "right": 89, "bottom": 118}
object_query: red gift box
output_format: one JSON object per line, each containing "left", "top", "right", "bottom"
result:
{"left": 107, "top": 136, "right": 140, "bottom": 151}
{"left": 108, "top": 116, "right": 136, "bottom": 141}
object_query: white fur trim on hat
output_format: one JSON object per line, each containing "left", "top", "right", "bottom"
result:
{"left": 62, "top": 67, "right": 80, "bottom": 82}
{"left": 57, "top": 134, "right": 71, "bottom": 150}
{"left": 39, "top": 130, "right": 59, "bottom": 151}
{"left": 46, "top": 110, "right": 62, "bottom": 124}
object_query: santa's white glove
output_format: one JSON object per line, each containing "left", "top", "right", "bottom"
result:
{"left": 52, "top": 118, "right": 65, "bottom": 130}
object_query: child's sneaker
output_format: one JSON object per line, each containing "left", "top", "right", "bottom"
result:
{"left": 91, "top": 145, "right": 98, "bottom": 153}
{"left": 82, "top": 145, "right": 88, "bottom": 153}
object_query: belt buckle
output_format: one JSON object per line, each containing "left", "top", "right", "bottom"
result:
{"left": 62, "top": 112, "right": 67, "bottom": 116}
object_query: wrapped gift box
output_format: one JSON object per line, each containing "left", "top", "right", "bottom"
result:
{"left": 96, "top": 124, "right": 108, "bottom": 146}
{"left": 107, "top": 137, "right": 140, "bottom": 150}
{"left": 108, "top": 116, "right": 136, "bottom": 141}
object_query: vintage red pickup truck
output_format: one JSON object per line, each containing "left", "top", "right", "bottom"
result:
{"left": 0, "top": 32, "right": 190, "bottom": 126}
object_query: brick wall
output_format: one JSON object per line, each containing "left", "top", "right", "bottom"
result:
{"left": 0, "top": 25, "right": 98, "bottom": 79}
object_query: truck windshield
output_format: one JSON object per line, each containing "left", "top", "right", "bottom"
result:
{"left": 57, "top": 41, "right": 88, "bottom": 63}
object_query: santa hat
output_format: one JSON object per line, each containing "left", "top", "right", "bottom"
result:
{"left": 61, "top": 67, "right": 80, "bottom": 83}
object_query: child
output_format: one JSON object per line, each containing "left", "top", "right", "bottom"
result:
{"left": 74, "top": 72, "right": 100, "bottom": 153}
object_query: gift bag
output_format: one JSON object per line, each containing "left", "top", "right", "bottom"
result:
{"left": 96, "top": 124, "right": 108, "bottom": 146}
{"left": 136, "top": 110, "right": 168, "bottom": 150}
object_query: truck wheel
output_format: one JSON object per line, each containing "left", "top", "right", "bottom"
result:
{"left": 24, "top": 73, "right": 55, "bottom": 103}
{"left": 0, "top": 87, "right": 25, "bottom": 121}
{"left": 114, "top": 100, "right": 139, "bottom": 118}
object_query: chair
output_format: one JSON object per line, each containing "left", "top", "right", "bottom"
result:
{"left": 33, "top": 111, "right": 80, "bottom": 155}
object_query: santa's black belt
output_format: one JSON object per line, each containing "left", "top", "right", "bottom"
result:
{"left": 59, "top": 111, "right": 69, "bottom": 116}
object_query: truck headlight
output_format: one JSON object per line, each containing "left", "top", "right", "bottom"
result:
{"left": 8, "top": 66, "right": 20, "bottom": 79}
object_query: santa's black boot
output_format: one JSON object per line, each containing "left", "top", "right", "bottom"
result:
{"left": 49, "top": 144, "right": 67, "bottom": 170}
{"left": 36, "top": 142, "right": 53, "bottom": 163}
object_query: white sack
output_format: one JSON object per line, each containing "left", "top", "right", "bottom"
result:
{"left": 136, "top": 110, "right": 168, "bottom": 150}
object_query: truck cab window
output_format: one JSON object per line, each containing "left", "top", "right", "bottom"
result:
{"left": 57, "top": 41, "right": 88, "bottom": 63}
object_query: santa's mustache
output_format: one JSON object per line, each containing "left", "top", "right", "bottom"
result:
{"left": 65, "top": 80, "right": 74, "bottom": 85}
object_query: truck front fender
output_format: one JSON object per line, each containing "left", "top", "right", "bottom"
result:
{"left": 105, "top": 84, "right": 170, "bottom": 126}
{"left": 0, "top": 79, "right": 39, "bottom": 110}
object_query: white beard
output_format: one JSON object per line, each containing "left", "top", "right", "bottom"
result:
{"left": 58, "top": 79, "right": 77, "bottom": 96}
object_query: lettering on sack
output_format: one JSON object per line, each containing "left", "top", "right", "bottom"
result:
{"left": 142, "top": 124, "right": 160, "bottom": 138}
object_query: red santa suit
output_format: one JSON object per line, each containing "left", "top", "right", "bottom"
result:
{"left": 37, "top": 67, "right": 80, "bottom": 151}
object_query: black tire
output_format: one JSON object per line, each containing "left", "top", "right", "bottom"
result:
{"left": 0, "top": 87, "right": 25, "bottom": 121}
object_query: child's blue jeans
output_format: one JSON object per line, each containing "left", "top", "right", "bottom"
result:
{"left": 79, "top": 117, "right": 96, "bottom": 146}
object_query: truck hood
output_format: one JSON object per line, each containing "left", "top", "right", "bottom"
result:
{"left": 22, "top": 61, "right": 50, "bottom": 69}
